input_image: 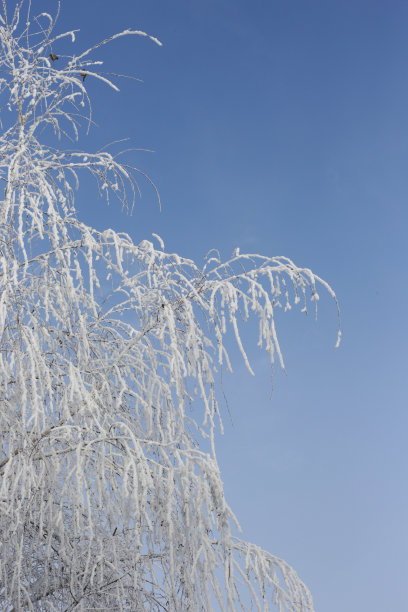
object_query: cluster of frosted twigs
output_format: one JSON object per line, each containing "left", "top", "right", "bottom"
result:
{"left": 0, "top": 3, "right": 338, "bottom": 610}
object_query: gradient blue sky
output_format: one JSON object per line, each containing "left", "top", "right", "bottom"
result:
{"left": 39, "top": 1, "right": 407, "bottom": 610}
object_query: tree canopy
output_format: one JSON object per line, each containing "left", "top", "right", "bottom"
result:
{"left": 0, "top": 2, "right": 339, "bottom": 610}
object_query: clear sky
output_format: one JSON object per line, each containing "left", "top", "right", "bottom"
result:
{"left": 38, "top": 1, "right": 407, "bottom": 610}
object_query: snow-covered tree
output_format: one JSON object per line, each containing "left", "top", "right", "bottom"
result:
{"left": 0, "top": 2, "right": 340, "bottom": 610}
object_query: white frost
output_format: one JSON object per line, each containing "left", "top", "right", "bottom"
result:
{"left": 0, "top": 3, "right": 340, "bottom": 611}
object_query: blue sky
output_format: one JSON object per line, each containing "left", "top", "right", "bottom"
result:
{"left": 39, "top": 1, "right": 407, "bottom": 610}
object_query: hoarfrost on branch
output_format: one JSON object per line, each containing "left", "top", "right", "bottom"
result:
{"left": 0, "top": 2, "right": 340, "bottom": 610}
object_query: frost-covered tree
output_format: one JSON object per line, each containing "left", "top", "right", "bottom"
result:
{"left": 0, "top": 2, "right": 340, "bottom": 610}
